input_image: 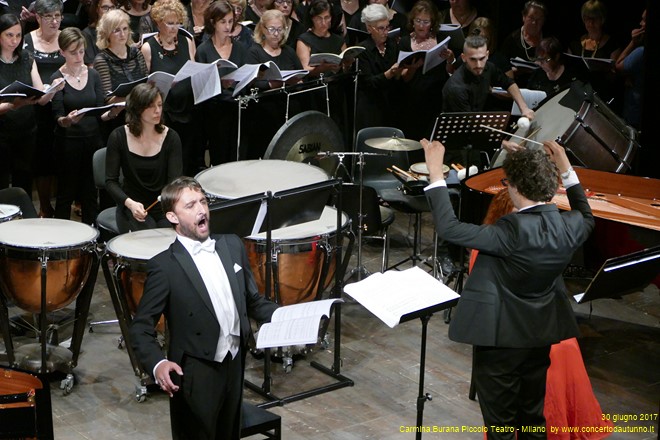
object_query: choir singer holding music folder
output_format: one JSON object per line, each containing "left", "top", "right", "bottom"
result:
{"left": 421, "top": 138, "right": 595, "bottom": 439}
{"left": 130, "top": 176, "right": 278, "bottom": 440}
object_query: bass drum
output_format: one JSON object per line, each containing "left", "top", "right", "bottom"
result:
{"left": 264, "top": 110, "right": 344, "bottom": 176}
{"left": 491, "top": 82, "right": 639, "bottom": 173}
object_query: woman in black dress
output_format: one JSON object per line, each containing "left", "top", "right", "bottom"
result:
{"left": 501, "top": 0, "right": 547, "bottom": 89}
{"left": 119, "top": 0, "right": 151, "bottom": 43}
{"left": 105, "top": 83, "right": 182, "bottom": 233}
{"left": 94, "top": 9, "right": 148, "bottom": 141}
{"left": 227, "top": 0, "right": 254, "bottom": 48}
{"left": 0, "top": 13, "right": 63, "bottom": 195}
{"left": 296, "top": 0, "right": 346, "bottom": 75}
{"left": 195, "top": 0, "right": 248, "bottom": 165}
{"left": 23, "top": 0, "right": 65, "bottom": 218}
{"left": 51, "top": 28, "right": 122, "bottom": 224}
{"left": 81, "top": 0, "right": 119, "bottom": 65}
{"left": 398, "top": 0, "right": 453, "bottom": 141}
{"left": 355, "top": 3, "right": 402, "bottom": 130}
{"left": 528, "top": 37, "right": 588, "bottom": 97}
{"left": 271, "top": 0, "right": 304, "bottom": 49}
{"left": 141, "top": 0, "right": 197, "bottom": 175}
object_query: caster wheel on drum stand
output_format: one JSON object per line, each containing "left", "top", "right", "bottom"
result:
{"left": 60, "top": 373, "right": 74, "bottom": 395}
{"left": 135, "top": 385, "right": 148, "bottom": 402}
{"left": 320, "top": 333, "right": 330, "bottom": 350}
{"left": 117, "top": 336, "right": 124, "bottom": 349}
{"left": 282, "top": 356, "right": 293, "bottom": 374}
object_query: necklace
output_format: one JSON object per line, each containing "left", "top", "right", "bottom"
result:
{"left": 519, "top": 27, "right": 538, "bottom": 61}
{"left": 411, "top": 33, "right": 436, "bottom": 51}
{"left": 581, "top": 37, "right": 600, "bottom": 58}
{"left": 0, "top": 54, "right": 16, "bottom": 64}
{"left": 64, "top": 65, "right": 85, "bottom": 83}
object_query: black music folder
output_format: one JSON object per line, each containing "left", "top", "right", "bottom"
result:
{"left": 574, "top": 246, "right": 660, "bottom": 303}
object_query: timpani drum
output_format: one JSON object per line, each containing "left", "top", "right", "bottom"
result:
{"left": 105, "top": 228, "right": 176, "bottom": 332}
{"left": 196, "top": 159, "right": 329, "bottom": 200}
{"left": 0, "top": 205, "right": 21, "bottom": 223}
{"left": 244, "top": 206, "right": 349, "bottom": 305}
{"left": 0, "top": 219, "right": 98, "bottom": 313}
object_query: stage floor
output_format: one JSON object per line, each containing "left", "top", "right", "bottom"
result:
{"left": 1, "top": 210, "right": 659, "bottom": 439}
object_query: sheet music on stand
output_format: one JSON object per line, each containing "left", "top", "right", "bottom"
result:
{"left": 431, "top": 112, "right": 511, "bottom": 150}
{"left": 344, "top": 267, "right": 459, "bottom": 328}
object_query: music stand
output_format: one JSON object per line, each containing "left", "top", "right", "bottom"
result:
{"left": 244, "top": 179, "right": 355, "bottom": 408}
{"left": 431, "top": 112, "right": 510, "bottom": 171}
{"left": 574, "top": 246, "right": 660, "bottom": 304}
{"left": 208, "top": 193, "right": 269, "bottom": 237}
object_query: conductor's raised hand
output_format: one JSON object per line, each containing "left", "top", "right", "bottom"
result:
{"left": 155, "top": 360, "right": 183, "bottom": 397}
{"left": 421, "top": 138, "right": 446, "bottom": 183}
{"left": 543, "top": 140, "right": 571, "bottom": 175}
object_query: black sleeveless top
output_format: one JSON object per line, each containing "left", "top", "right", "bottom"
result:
{"left": 23, "top": 33, "right": 65, "bottom": 85}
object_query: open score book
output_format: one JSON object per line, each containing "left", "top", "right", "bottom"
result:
{"left": 344, "top": 267, "right": 459, "bottom": 328}
{"left": 255, "top": 298, "right": 343, "bottom": 349}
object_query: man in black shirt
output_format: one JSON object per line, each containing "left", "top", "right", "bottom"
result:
{"left": 443, "top": 35, "right": 535, "bottom": 119}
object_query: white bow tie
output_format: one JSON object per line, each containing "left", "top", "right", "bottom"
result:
{"left": 192, "top": 239, "right": 216, "bottom": 255}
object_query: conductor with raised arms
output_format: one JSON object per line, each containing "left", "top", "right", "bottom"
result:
{"left": 130, "top": 176, "right": 278, "bottom": 440}
{"left": 421, "top": 139, "right": 594, "bottom": 438}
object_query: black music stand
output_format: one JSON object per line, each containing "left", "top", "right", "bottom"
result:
{"left": 244, "top": 179, "right": 355, "bottom": 408}
{"left": 345, "top": 271, "right": 459, "bottom": 440}
{"left": 574, "top": 246, "right": 660, "bottom": 304}
{"left": 209, "top": 193, "right": 269, "bottom": 237}
{"left": 431, "top": 112, "right": 510, "bottom": 171}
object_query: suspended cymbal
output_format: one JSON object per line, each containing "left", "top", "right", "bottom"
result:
{"left": 365, "top": 137, "right": 423, "bottom": 151}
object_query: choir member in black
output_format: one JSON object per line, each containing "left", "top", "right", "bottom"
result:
{"left": 51, "top": 28, "right": 122, "bottom": 224}
{"left": 0, "top": 13, "right": 63, "bottom": 195}
{"left": 355, "top": 3, "right": 402, "bottom": 130}
{"left": 398, "top": 0, "right": 454, "bottom": 142}
{"left": 468, "top": 17, "right": 507, "bottom": 72}
{"left": 347, "top": 0, "right": 405, "bottom": 42}
{"left": 271, "top": 0, "right": 304, "bottom": 49}
{"left": 528, "top": 37, "right": 588, "bottom": 97}
{"left": 195, "top": 0, "right": 248, "bottom": 165}
{"left": 82, "top": 0, "right": 119, "bottom": 66}
{"left": 94, "top": 9, "right": 148, "bottom": 139}
{"left": 106, "top": 83, "right": 183, "bottom": 233}
{"left": 567, "top": 0, "right": 621, "bottom": 106}
{"left": 246, "top": 9, "right": 302, "bottom": 72}
{"left": 339, "top": 0, "right": 359, "bottom": 32}
{"left": 243, "top": 9, "right": 303, "bottom": 159}
{"left": 501, "top": 0, "right": 547, "bottom": 89}
{"left": 141, "top": 0, "right": 197, "bottom": 175}
{"left": 23, "top": 0, "right": 65, "bottom": 219}
{"left": 187, "top": 0, "right": 213, "bottom": 46}
{"left": 228, "top": 0, "right": 254, "bottom": 48}
{"left": 297, "top": 0, "right": 354, "bottom": 145}
{"left": 438, "top": 0, "right": 478, "bottom": 36}
{"left": 120, "top": 0, "right": 151, "bottom": 43}
{"left": 245, "top": 0, "right": 272, "bottom": 24}
{"left": 297, "top": 0, "right": 345, "bottom": 75}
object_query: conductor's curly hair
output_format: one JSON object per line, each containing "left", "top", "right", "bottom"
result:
{"left": 503, "top": 148, "right": 558, "bottom": 202}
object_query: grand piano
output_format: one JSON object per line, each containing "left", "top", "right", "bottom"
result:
{"left": 463, "top": 167, "right": 660, "bottom": 285}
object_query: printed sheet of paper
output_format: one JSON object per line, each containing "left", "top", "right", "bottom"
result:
{"left": 344, "top": 267, "right": 459, "bottom": 328}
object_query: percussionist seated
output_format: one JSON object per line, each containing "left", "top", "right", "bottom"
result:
{"left": 105, "top": 83, "right": 182, "bottom": 233}
{"left": 129, "top": 176, "right": 278, "bottom": 440}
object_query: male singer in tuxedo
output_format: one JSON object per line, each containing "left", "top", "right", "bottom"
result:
{"left": 422, "top": 139, "right": 594, "bottom": 439}
{"left": 130, "top": 177, "right": 278, "bottom": 440}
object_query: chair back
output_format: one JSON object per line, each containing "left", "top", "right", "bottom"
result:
{"left": 353, "top": 127, "right": 409, "bottom": 194}
{"left": 92, "top": 147, "right": 107, "bottom": 190}
{"left": 340, "top": 184, "right": 384, "bottom": 236}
